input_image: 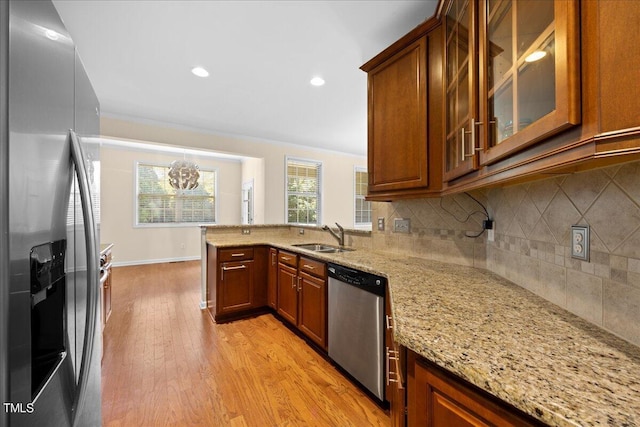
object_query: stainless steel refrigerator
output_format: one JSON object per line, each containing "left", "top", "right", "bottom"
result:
{"left": 1, "top": 0, "right": 102, "bottom": 426}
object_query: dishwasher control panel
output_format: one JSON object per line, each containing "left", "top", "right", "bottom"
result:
{"left": 327, "top": 263, "right": 386, "bottom": 296}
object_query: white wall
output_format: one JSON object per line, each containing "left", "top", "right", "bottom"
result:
{"left": 100, "top": 144, "right": 242, "bottom": 265}
{"left": 241, "top": 157, "right": 266, "bottom": 224}
{"left": 101, "top": 116, "right": 367, "bottom": 227}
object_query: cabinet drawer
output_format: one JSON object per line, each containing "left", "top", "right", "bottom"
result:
{"left": 278, "top": 251, "right": 298, "bottom": 268}
{"left": 219, "top": 247, "right": 254, "bottom": 262}
{"left": 299, "top": 257, "right": 326, "bottom": 279}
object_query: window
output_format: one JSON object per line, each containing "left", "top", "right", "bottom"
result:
{"left": 354, "top": 168, "right": 372, "bottom": 228}
{"left": 136, "top": 162, "right": 216, "bottom": 225}
{"left": 286, "top": 157, "right": 321, "bottom": 225}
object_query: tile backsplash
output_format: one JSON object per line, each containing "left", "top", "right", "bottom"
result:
{"left": 372, "top": 161, "right": 640, "bottom": 346}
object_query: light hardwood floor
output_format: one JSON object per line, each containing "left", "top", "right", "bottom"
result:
{"left": 102, "top": 261, "right": 390, "bottom": 426}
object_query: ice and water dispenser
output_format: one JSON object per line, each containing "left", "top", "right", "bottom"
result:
{"left": 30, "top": 240, "right": 66, "bottom": 397}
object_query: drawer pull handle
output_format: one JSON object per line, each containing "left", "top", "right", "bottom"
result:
{"left": 386, "top": 314, "right": 393, "bottom": 330}
{"left": 221, "top": 264, "right": 246, "bottom": 280}
{"left": 281, "top": 256, "right": 292, "bottom": 261}
{"left": 386, "top": 347, "right": 405, "bottom": 390}
{"left": 303, "top": 264, "right": 315, "bottom": 270}
{"left": 231, "top": 253, "right": 245, "bottom": 257}
{"left": 386, "top": 347, "right": 393, "bottom": 386}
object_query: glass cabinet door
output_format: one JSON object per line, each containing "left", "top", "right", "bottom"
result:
{"left": 444, "top": 0, "right": 478, "bottom": 181}
{"left": 479, "top": 0, "right": 580, "bottom": 165}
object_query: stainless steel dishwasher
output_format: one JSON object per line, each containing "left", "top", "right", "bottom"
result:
{"left": 327, "top": 263, "right": 386, "bottom": 402}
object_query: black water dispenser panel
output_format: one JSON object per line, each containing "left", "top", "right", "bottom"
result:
{"left": 31, "top": 240, "right": 66, "bottom": 295}
{"left": 30, "top": 240, "right": 66, "bottom": 397}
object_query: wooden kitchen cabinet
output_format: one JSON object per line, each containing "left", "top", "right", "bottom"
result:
{"left": 361, "top": 17, "right": 444, "bottom": 201}
{"left": 100, "top": 244, "right": 113, "bottom": 331}
{"left": 218, "top": 248, "right": 254, "bottom": 316}
{"left": 267, "top": 247, "right": 278, "bottom": 309}
{"left": 276, "top": 251, "right": 328, "bottom": 350}
{"left": 407, "top": 351, "right": 542, "bottom": 427}
{"left": 207, "top": 245, "right": 268, "bottom": 322}
{"left": 443, "top": 0, "right": 580, "bottom": 181}
{"left": 99, "top": 244, "right": 114, "bottom": 364}
{"left": 360, "top": 1, "right": 640, "bottom": 198}
{"left": 219, "top": 260, "right": 254, "bottom": 314}
{"left": 277, "top": 251, "right": 299, "bottom": 325}
{"left": 443, "top": 0, "right": 477, "bottom": 181}
{"left": 297, "top": 257, "right": 327, "bottom": 349}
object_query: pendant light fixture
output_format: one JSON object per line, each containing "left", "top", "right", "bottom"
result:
{"left": 168, "top": 158, "right": 200, "bottom": 190}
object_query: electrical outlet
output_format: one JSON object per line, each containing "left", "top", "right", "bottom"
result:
{"left": 394, "top": 218, "right": 410, "bottom": 233}
{"left": 571, "top": 225, "right": 589, "bottom": 261}
{"left": 299, "top": 228, "right": 305, "bottom": 235}
{"left": 377, "top": 217, "right": 385, "bottom": 231}
{"left": 241, "top": 228, "right": 251, "bottom": 235}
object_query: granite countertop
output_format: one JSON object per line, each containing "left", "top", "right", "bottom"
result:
{"left": 206, "top": 236, "right": 640, "bottom": 426}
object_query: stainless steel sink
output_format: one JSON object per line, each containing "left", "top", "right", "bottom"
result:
{"left": 293, "top": 243, "right": 353, "bottom": 253}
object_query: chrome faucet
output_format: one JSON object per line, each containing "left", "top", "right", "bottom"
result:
{"left": 322, "top": 222, "right": 344, "bottom": 246}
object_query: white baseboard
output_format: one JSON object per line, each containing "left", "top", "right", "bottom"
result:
{"left": 112, "top": 255, "right": 201, "bottom": 267}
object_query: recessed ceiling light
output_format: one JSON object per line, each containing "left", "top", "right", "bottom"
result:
{"left": 524, "top": 50, "right": 547, "bottom": 63}
{"left": 310, "top": 76, "right": 325, "bottom": 87}
{"left": 45, "top": 29, "right": 60, "bottom": 41}
{"left": 191, "top": 67, "right": 209, "bottom": 78}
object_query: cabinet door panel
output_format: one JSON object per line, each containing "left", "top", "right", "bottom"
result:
{"left": 409, "top": 355, "right": 539, "bottom": 427}
{"left": 267, "top": 248, "right": 278, "bottom": 309}
{"left": 277, "top": 264, "right": 298, "bottom": 325}
{"left": 444, "top": 0, "right": 478, "bottom": 181}
{"left": 298, "top": 272, "right": 326, "bottom": 349}
{"left": 368, "top": 37, "right": 428, "bottom": 192}
{"left": 218, "top": 261, "right": 254, "bottom": 314}
{"left": 478, "top": 0, "right": 580, "bottom": 165}
{"left": 431, "top": 390, "right": 490, "bottom": 427}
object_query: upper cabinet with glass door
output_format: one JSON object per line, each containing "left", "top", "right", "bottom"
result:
{"left": 444, "top": 0, "right": 478, "bottom": 181}
{"left": 444, "top": 0, "right": 580, "bottom": 181}
{"left": 479, "top": 0, "right": 580, "bottom": 165}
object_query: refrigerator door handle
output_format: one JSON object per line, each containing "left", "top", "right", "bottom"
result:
{"left": 69, "top": 129, "right": 99, "bottom": 427}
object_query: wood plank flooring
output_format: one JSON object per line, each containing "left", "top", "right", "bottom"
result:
{"left": 102, "top": 261, "right": 390, "bottom": 426}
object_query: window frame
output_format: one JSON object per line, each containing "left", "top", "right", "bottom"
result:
{"left": 284, "top": 156, "right": 322, "bottom": 226}
{"left": 134, "top": 160, "right": 218, "bottom": 228}
{"left": 354, "top": 166, "right": 372, "bottom": 229}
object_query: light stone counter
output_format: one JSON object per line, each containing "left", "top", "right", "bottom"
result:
{"left": 206, "top": 232, "right": 640, "bottom": 427}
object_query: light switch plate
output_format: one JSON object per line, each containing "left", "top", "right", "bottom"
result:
{"left": 394, "top": 218, "right": 410, "bottom": 233}
{"left": 377, "top": 217, "right": 385, "bottom": 231}
{"left": 571, "top": 225, "right": 589, "bottom": 261}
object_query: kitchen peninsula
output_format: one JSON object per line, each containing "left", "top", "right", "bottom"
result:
{"left": 202, "top": 224, "right": 640, "bottom": 427}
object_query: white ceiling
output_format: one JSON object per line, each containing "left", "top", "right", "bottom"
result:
{"left": 53, "top": 1, "right": 438, "bottom": 156}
